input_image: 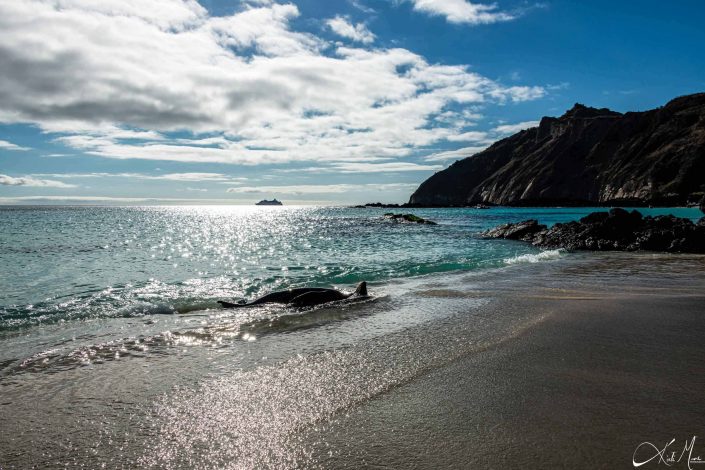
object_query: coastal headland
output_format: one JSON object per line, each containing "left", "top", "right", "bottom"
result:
{"left": 409, "top": 93, "right": 705, "bottom": 208}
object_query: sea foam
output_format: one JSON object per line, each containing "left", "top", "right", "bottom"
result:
{"left": 504, "top": 249, "right": 564, "bottom": 265}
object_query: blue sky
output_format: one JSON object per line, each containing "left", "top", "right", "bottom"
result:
{"left": 1, "top": 0, "right": 704, "bottom": 205}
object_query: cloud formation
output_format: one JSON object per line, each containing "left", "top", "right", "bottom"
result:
{"left": 227, "top": 183, "right": 417, "bottom": 194}
{"left": 331, "top": 161, "right": 442, "bottom": 172}
{"left": 422, "top": 120, "right": 541, "bottom": 162}
{"left": 0, "top": 139, "right": 30, "bottom": 151}
{"left": 0, "top": 174, "right": 76, "bottom": 188}
{"left": 0, "top": 0, "right": 544, "bottom": 168}
{"left": 32, "top": 172, "right": 247, "bottom": 183}
{"left": 493, "top": 120, "right": 540, "bottom": 134}
{"left": 407, "top": 0, "right": 514, "bottom": 24}
{"left": 423, "top": 145, "right": 488, "bottom": 161}
{"left": 326, "top": 16, "right": 376, "bottom": 44}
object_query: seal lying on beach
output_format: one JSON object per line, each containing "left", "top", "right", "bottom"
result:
{"left": 218, "top": 281, "right": 368, "bottom": 308}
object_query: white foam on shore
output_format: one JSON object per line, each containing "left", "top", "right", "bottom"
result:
{"left": 504, "top": 249, "right": 564, "bottom": 265}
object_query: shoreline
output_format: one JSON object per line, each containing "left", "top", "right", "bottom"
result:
{"left": 360, "top": 202, "right": 705, "bottom": 209}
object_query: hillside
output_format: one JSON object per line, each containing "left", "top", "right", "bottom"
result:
{"left": 409, "top": 93, "right": 705, "bottom": 206}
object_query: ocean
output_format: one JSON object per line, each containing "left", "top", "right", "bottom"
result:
{"left": 0, "top": 205, "right": 703, "bottom": 468}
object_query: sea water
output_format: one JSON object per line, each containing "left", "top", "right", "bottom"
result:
{"left": 0, "top": 205, "right": 702, "bottom": 468}
{"left": 2, "top": 205, "right": 699, "bottom": 329}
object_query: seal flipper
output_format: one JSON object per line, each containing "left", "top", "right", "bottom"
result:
{"left": 354, "top": 281, "right": 367, "bottom": 296}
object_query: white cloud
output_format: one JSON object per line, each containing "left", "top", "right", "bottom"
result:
{"left": 407, "top": 0, "right": 514, "bottom": 24}
{"left": 149, "top": 172, "right": 231, "bottom": 182}
{"left": 445, "top": 131, "right": 489, "bottom": 142}
{"left": 0, "top": 196, "right": 166, "bottom": 204}
{"left": 0, "top": 0, "right": 545, "bottom": 168}
{"left": 423, "top": 145, "right": 488, "bottom": 161}
{"left": 547, "top": 82, "right": 570, "bottom": 91}
{"left": 0, "top": 174, "right": 76, "bottom": 188}
{"left": 348, "top": 0, "right": 376, "bottom": 14}
{"left": 493, "top": 120, "right": 539, "bottom": 134}
{"left": 0, "top": 195, "right": 239, "bottom": 204}
{"left": 31, "top": 172, "right": 247, "bottom": 183}
{"left": 272, "top": 161, "right": 442, "bottom": 173}
{"left": 331, "top": 162, "right": 442, "bottom": 172}
{"left": 0, "top": 139, "right": 30, "bottom": 151}
{"left": 227, "top": 183, "right": 417, "bottom": 194}
{"left": 326, "top": 16, "right": 375, "bottom": 44}
{"left": 488, "top": 86, "right": 545, "bottom": 103}
{"left": 422, "top": 120, "right": 540, "bottom": 163}
{"left": 244, "top": 0, "right": 274, "bottom": 5}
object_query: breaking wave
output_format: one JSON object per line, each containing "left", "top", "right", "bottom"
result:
{"left": 504, "top": 249, "right": 565, "bottom": 265}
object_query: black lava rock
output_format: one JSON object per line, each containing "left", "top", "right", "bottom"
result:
{"left": 481, "top": 208, "right": 705, "bottom": 253}
{"left": 383, "top": 213, "right": 437, "bottom": 225}
{"left": 481, "top": 219, "right": 546, "bottom": 241}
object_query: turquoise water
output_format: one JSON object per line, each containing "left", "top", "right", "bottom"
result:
{"left": 0, "top": 205, "right": 701, "bottom": 331}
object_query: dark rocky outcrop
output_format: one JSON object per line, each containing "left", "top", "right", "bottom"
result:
{"left": 482, "top": 219, "right": 546, "bottom": 241}
{"left": 384, "top": 213, "right": 437, "bottom": 225}
{"left": 482, "top": 208, "right": 705, "bottom": 252}
{"left": 410, "top": 93, "right": 705, "bottom": 207}
{"left": 358, "top": 202, "right": 423, "bottom": 209}
{"left": 365, "top": 202, "right": 403, "bottom": 208}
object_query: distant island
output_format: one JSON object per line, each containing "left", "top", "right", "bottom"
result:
{"left": 255, "top": 199, "right": 283, "bottom": 206}
{"left": 409, "top": 93, "right": 705, "bottom": 207}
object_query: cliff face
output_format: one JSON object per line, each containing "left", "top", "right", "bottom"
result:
{"left": 409, "top": 93, "right": 705, "bottom": 206}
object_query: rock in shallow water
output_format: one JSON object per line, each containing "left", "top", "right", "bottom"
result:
{"left": 383, "top": 213, "right": 437, "bottom": 225}
{"left": 480, "top": 219, "right": 546, "bottom": 241}
{"left": 482, "top": 208, "right": 705, "bottom": 253}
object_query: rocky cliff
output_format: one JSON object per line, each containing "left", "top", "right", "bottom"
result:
{"left": 409, "top": 93, "right": 705, "bottom": 206}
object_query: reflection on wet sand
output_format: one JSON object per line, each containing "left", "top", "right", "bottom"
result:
{"left": 1, "top": 252, "right": 704, "bottom": 468}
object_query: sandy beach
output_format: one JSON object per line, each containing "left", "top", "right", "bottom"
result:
{"left": 299, "top": 257, "right": 705, "bottom": 469}
{"left": 1, "top": 242, "right": 704, "bottom": 468}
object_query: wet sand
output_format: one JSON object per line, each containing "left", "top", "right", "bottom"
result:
{"left": 304, "top": 291, "right": 705, "bottom": 468}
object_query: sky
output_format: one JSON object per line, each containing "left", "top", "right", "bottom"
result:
{"left": 0, "top": 0, "right": 704, "bottom": 205}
